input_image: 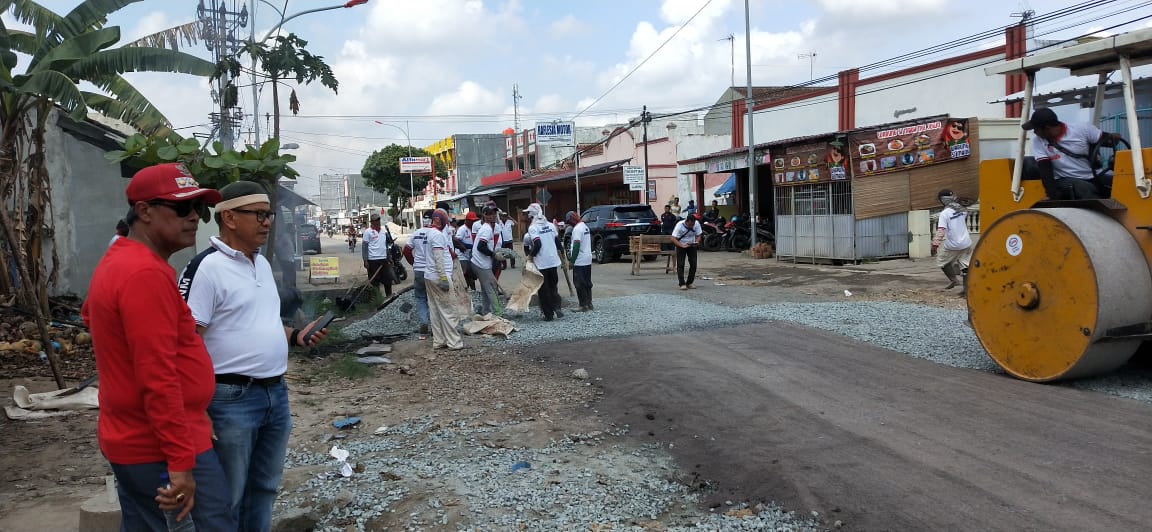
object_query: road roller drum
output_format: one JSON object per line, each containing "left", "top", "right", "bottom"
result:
{"left": 968, "top": 208, "right": 1152, "bottom": 381}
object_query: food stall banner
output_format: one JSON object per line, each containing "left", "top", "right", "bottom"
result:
{"left": 849, "top": 117, "right": 970, "bottom": 177}
{"left": 772, "top": 138, "right": 848, "bottom": 187}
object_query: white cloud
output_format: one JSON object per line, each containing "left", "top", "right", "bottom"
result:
{"left": 549, "top": 14, "right": 587, "bottom": 38}
{"left": 814, "top": 0, "right": 947, "bottom": 17}
{"left": 426, "top": 81, "right": 505, "bottom": 116}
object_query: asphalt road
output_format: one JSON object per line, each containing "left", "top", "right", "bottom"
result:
{"left": 537, "top": 321, "right": 1152, "bottom": 531}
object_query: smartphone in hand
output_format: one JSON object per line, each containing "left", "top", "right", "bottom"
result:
{"left": 302, "top": 311, "right": 335, "bottom": 345}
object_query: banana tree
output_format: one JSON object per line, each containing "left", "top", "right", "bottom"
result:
{"left": 0, "top": 0, "right": 215, "bottom": 388}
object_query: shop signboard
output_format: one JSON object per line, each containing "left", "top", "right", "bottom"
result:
{"left": 849, "top": 117, "right": 970, "bottom": 177}
{"left": 309, "top": 257, "right": 339, "bottom": 282}
{"left": 622, "top": 165, "right": 645, "bottom": 185}
{"left": 399, "top": 156, "right": 433, "bottom": 174}
{"left": 772, "top": 138, "right": 847, "bottom": 187}
{"left": 706, "top": 150, "right": 770, "bottom": 173}
{"left": 535, "top": 121, "right": 574, "bottom": 145}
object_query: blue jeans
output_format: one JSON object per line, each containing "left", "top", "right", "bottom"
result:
{"left": 110, "top": 449, "right": 235, "bottom": 531}
{"left": 413, "top": 270, "right": 429, "bottom": 325}
{"left": 208, "top": 380, "right": 292, "bottom": 532}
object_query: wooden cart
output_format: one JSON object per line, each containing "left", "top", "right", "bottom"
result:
{"left": 629, "top": 235, "right": 676, "bottom": 276}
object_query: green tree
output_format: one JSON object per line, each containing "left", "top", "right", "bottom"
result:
{"left": 0, "top": 0, "right": 215, "bottom": 388}
{"left": 361, "top": 144, "right": 448, "bottom": 211}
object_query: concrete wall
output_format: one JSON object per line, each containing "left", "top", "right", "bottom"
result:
{"left": 44, "top": 110, "right": 133, "bottom": 297}
{"left": 453, "top": 134, "right": 505, "bottom": 192}
{"left": 750, "top": 98, "right": 839, "bottom": 144}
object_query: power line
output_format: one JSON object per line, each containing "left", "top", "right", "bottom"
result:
{"left": 572, "top": 0, "right": 716, "bottom": 119}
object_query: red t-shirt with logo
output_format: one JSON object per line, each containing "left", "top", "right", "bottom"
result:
{"left": 82, "top": 239, "right": 215, "bottom": 471}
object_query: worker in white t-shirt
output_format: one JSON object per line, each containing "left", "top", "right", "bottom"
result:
{"left": 525, "top": 203, "right": 563, "bottom": 321}
{"left": 499, "top": 211, "right": 516, "bottom": 267}
{"left": 403, "top": 213, "right": 433, "bottom": 335}
{"left": 931, "top": 189, "right": 973, "bottom": 296}
{"left": 470, "top": 205, "right": 504, "bottom": 316}
{"left": 423, "top": 209, "right": 463, "bottom": 350}
{"left": 565, "top": 211, "right": 594, "bottom": 311}
{"left": 670, "top": 214, "right": 703, "bottom": 290}
{"left": 1025, "top": 107, "right": 1122, "bottom": 200}
{"left": 454, "top": 211, "right": 478, "bottom": 291}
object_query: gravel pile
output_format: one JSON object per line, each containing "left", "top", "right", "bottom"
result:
{"left": 277, "top": 413, "right": 822, "bottom": 531}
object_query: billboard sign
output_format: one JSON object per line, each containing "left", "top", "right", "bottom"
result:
{"left": 622, "top": 165, "right": 645, "bottom": 184}
{"left": 399, "top": 156, "right": 433, "bottom": 174}
{"left": 535, "top": 121, "right": 574, "bottom": 145}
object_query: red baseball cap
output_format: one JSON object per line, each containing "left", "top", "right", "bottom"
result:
{"left": 465, "top": 211, "right": 479, "bottom": 221}
{"left": 125, "top": 163, "right": 222, "bottom": 206}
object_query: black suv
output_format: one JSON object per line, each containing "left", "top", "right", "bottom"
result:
{"left": 579, "top": 204, "right": 661, "bottom": 264}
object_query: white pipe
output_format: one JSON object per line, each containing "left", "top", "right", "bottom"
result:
{"left": 1012, "top": 73, "right": 1035, "bottom": 202}
{"left": 1092, "top": 72, "right": 1107, "bottom": 126}
{"left": 1119, "top": 55, "right": 1149, "bottom": 198}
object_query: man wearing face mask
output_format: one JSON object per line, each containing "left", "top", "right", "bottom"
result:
{"left": 931, "top": 189, "right": 973, "bottom": 296}
{"left": 524, "top": 203, "right": 564, "bottom": 321}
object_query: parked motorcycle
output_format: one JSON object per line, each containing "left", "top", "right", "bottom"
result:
{"left": 699, "top": 216, "right": 727, "bottom": 251}
{"left": 720, "top": 215, "right": 751, "bottom": 252}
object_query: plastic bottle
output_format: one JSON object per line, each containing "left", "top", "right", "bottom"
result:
{"left": 158, "top": 472, "right": 196, "bottom": 532}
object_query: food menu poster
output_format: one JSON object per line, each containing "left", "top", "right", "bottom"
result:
{"left": 848, "top": 117, "right": 970, "bottom": 177}
{"left": 771, "top": 138, "right": 851, "bottom": 186}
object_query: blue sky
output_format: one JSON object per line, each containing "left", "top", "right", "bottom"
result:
{"left": 12, "top": 1, "right": 1152, "bottom": 195}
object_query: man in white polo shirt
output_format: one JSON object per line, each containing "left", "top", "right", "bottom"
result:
{"left": 470, "top": 205, "right": 504, "bottom": 316}
{"left": 565, "top": 210, "right": 594, "bottom": 311}
{"left": 1025, "top": 107, "right": 1122, "bottom": 200}
{"left": 670, "top": 214, "right": 703, "bottom": 290}
{"left": 180, "top": 181, "right": 328, "bottom": 531}
{"left": 363, "top": 213, "right": 395, "bottom": 302}
{"left": 403, "top": 213, "right": 433, "bottom": 335}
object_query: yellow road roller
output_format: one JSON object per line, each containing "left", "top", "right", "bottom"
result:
{"left": 972, "top": 28, "right": 1152, "bottom": 381}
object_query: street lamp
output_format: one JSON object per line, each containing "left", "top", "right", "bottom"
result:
{"left": 374, "top": 120, "right": 415, "bottom": 207}
{"left": 250, "top": 0, "right": 371, "bottom": 145}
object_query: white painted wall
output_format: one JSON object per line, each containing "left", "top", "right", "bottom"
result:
{"left": 854, "top": 56, "right": 1008, "bottom": 128}
{"left": 748, "top": 96, "right": 838, "bottom": 144}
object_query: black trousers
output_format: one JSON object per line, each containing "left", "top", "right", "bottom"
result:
{"left": 367, "top": 258, "right": 394, "bottom": 296}
{"left": 572, "top": 264, "right": 592, "bottom": 307}
{"left": 676, "top": 246, "right": 698, "bottom": 286}
{"left": 539, "top": 266, "right": 562, "bottom": 318}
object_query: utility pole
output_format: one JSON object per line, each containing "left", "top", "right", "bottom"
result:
{"left": 641, "top": 106, "right": 652, "bottom": 205}
{"left": 798, "top": 50, "right": 817, "bottom": 81}
{"left": 512, "top": 84, "right": 523, "bottom": 132}
{"left": 719, "top": 34, "right": 734, "bottom": 88}
{"left": 197, "top": 0, "right": 248, "bottom": 150}
{"left": 745, "top": 0, "right": 758, "bottom": 248}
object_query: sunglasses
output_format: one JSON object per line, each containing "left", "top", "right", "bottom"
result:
{"left": 149, "top": 200, "right": 206, "bottom": 218}
{"left": 231, "top": 207, "right": 276, "bottom": 224}
{"left": 950, "top": 123, "right": 965, "bottom": 131}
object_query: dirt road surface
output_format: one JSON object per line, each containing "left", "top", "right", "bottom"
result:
{"left": 537, "top": 321, "right": 1152, "bottom": 531}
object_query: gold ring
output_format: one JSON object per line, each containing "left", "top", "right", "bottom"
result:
{"left": 175, "top": 493, "right": 186, "bottom": 502}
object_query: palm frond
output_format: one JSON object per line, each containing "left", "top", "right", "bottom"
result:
{"left": 85, "top": 74, "right": 173, "bottom": 133}
{"left": 6, "top": 30, "right": 38, "bottom": 56}
{"left": 123, "top": 20, "right": 202, "bottom": 51}
{"left": 4, "top": 1, "right": 62, "bottom": 37}
{"left": 83, "top": 90, "right": 170, "bottom": 136}
{"left": 68, "top": 46, "right": 215, "bottom": 78}
{"left": 28, "top": 25, "right": 119, "bottom": 73}
{"left": 59, "top": 0, "right": 138, "bottom": 38}
{"left": 15, "top": 69, "right": 85, "bottom": 118}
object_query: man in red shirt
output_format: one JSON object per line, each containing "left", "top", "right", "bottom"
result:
{"left": 83, "top": 163, "right": 235, "bottom": 531}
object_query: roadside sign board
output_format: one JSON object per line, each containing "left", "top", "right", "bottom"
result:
{"left": 535, "top": 121, "right": 574, "bottom": 145}
{"left": 537, "top": 186, "right": 551, "bottom": 204}
{"left": 399, "top": 156, "right": 433, "bottom": 174}
{"left": 309, "top": 257, "right": 339, "bottom": 282}
{"left": 622, "top": 165, "right": 645, "bottom": 184}
{"left": 628, "top": 182, "right": 645, "bottom": 191}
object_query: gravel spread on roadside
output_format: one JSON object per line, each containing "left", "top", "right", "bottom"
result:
{"left": 299, "top": 290, "right": 1150, "bottom": 531}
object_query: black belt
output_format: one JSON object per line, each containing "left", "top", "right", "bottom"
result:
{"left": 215, "top": 373, "right": 284, "bottom": 386}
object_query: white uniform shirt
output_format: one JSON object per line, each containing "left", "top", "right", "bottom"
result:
{"left": 1032, "top": 122, "right": 1104, "bottom": 181}
{"left": 363, "top": 226, "right": 389, "bottom": 260}
{"left": 527, "top": 222, "right": 561, "bottom": 269}
{"left": 454, "top": 224, "right": 474, "bottom": 261}
{"left": 184, "top": 236, "right": 287, "bottom": 378}
{"left": 470, "top": 222, "right": 500, "bottom": 270}
{"left": 500, "top": 218, "right": 515, "bottom": 243}
{"left": 569, "top": 221, "right": 593, "bottom": 267}
{"left": 671, "top": 220, "right": 703, "bottom": 246}
{"left": 937, "top": 207, "right": 973, "bottom": 250}
{"left": 424, "top": 228, "right": 454, "bottom": 279}
{"left": 406, "top": 227, "right": 431, "bottom": 272}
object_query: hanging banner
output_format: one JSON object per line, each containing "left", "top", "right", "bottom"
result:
{"left": 849, "top": 117, "right": 970, "bottom": 177}
{"left": 773, "top": 139, "right": 847, "bottom": 187}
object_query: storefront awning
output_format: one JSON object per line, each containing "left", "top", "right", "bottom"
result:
{"left": 714, "top": 174, "right": 737, "bottom": 196}
{"left": 471, "top": 186, "right": 508, "bottom": 196}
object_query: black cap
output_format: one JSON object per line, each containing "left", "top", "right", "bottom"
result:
{"left": 1022, "top": 108, "right": 1059, "bottom": 131}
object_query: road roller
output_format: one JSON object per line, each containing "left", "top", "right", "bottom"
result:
{"left": 971, "top": 28, "right": 1152, "bottom": 382}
